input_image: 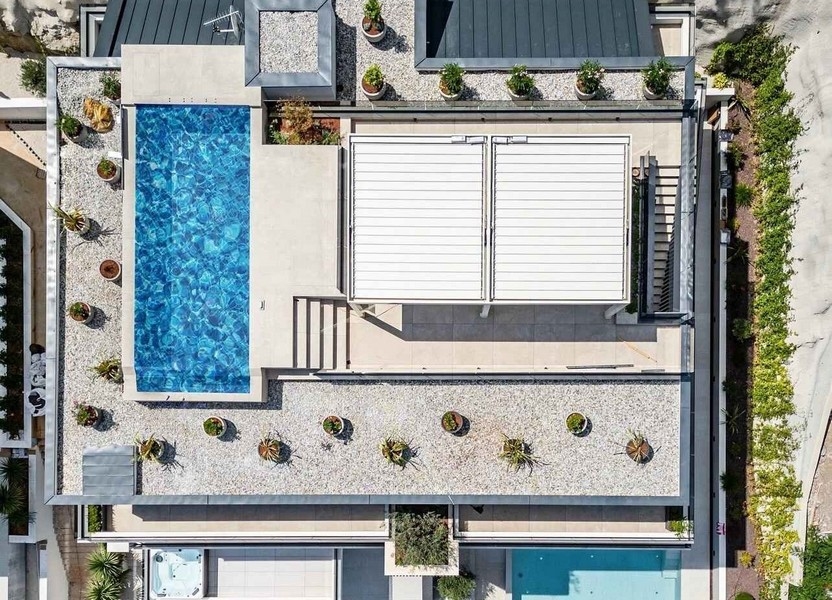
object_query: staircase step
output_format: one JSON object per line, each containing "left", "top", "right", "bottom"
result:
{"left": 308, "top": 300, "right": 321, "bottom": 370}
{"left": 294, "top": 298, "right": 308, "bottom": 369}
{"left": 320, "top": 301, "right": 335, "bottom": 370}
{"left": 335, "top": 303, "right": 349, "bottom": 370}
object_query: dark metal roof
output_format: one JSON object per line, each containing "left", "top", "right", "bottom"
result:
{"left": 421, "top": 0, "right": 655, "bottom": 66}
{"left": 94, "top": 0, "right": 246, "bottom": 57}
{"left": 82, "top": 446, "right": 136, "bottom": 497}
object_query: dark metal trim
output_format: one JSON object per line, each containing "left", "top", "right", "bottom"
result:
{"left": 416, "top": 56, "right": 692, "bottom": 72}
{"left": 93, "top": 0, "right": 127, "bottom": 57}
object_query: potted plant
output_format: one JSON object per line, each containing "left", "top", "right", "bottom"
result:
{"left": 135, "top": 434, "right": 164, "bottom": 462}
{"left": 322, "top": 415, "right": 344, "bottom": 437}
{"left": 362, "top": 64, "right": 387, "bottom": 101}
{"left": 642, "top": 58, "right": 673, "bottom": 99}
{"left": 506, "top": 65, "right": 534, "bottom": 101}
{"left": 258, "top": 435, "right": 285, "bottom": 462}
{"left": 92, "top": 358, "right": 123, "bottom": 383}
{"left": 362, "top": 0, "right": 386, "bottom": 43}
{"left": 437, "top": 572, "right": 476, "bottom": 600}
{"left": 97, "top": 157, "right": 120, "bottom": 184}
{"left": 575, "top": 59, "right": 604, "bottom": 100}
{"left": 380, "top": 437, "right": 409, "bottom": 467}
{"left": 625, "top": 430, "right": 651, "bottom": 463}
{"left": 498, "top": 435, "right": 540, "bottom": 472}
{"left": 441, "top": 411, "right": 463, "bottom": 434}
{"left": 73, "top": 402, "right": 100, "bottom": 428}
{"left": 100, "top": 74, "right": 121, "bottom": 102}
{"left": 59, "top": 114, "right": 86, "bottom": 143}
{"left": 566, "top": 412, "right": 588, "bottom": 435}
{"left": 203, "top": 416, "right": 227, "bottom": 438}
{"left": 50, "top": 204, "right": 89, "bottom": 235}
{"left": 439, "top": 63, "right": 464, "bottom": 101}
{"left": 68, "top": 301, "right": 94, "bottom": 324}
{"left": 99, "top": 259, "right": 121, "bottom": 282}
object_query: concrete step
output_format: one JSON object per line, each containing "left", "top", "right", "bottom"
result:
{"left": 294, "top": 298, "right": 308, "bottom": 369}
{"left": 335, "top": 302, "right": 349, "bottom": 370}
{"left": 308, "top": 299, "right": 321, "bottom": 370}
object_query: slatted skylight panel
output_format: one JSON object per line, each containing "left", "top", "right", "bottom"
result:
{"left": 492, "top": 136, "right": 630, "bottom": 302}
{"left": 350, "top": 136, "right": 486, "bottom": 301}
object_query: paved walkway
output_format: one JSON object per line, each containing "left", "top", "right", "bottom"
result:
{"left": 809, "top": 416, "right": 832, "bottom": 534}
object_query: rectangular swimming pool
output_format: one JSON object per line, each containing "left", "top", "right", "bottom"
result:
{"left": 134, "top": 105, "right": 250, "bottom": 394}
{"left": 511, "top": 548, "right": 681, "bottom": 599}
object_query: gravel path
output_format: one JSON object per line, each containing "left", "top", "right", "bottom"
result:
{"left": 260, "top": 11, "right": 319, "bottom": 74}
{"left": 334, "top": 0, "right": 684, "bottom": 103}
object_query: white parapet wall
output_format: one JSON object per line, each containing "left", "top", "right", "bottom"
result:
{"left": 0, "top": 98, "right": 46, "bottom": 122}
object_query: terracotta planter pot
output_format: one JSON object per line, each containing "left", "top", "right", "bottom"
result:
{"left": 441, "top": 411, "right": 463, "bottom": 434}
{"left": 323, "top": 415, "right": 344, "bottom": 436}
{"left": 204, "top": 416, "right": 227, "bottom": 438}
{"left": 574, "top": 82, "right": 597, "bottom": 101}
{"left": 626, "top": 437, "right": 652, "bottom": 463}
{"left": 79, "top": 406, "right": 100, "bottom": 427}
{"left": 66, "top": 216, "right": 90, "bottom": 236}
{"left": 99, "top": 259, "right": 121, "bottom": 282}
{"left": 259, "top": 439, "right": 285, "bottom": 462}
{"left": 643, "top": 86, "right": 664, "bottom": 100}
{"left": 97, "top": 161, "right": 121, "bottom": 184}
{"left": 69, "top": 302, "right": 93, "bottom": 324}
{"left": 362, "top": 79, "right": 387, "bottom": 101}
{"left": 362, "top": 17, "right": 386, "bottom": 42}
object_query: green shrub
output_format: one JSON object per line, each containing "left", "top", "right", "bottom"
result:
{"left": 87, "top": 545, "right": 126, "bottom": 581}
{"left": 642, "top": 58, "right": 673, "bottom": 96}
{"left": 100, "top": 74, "right": 120, "bottom": 100}
{"left": 439, "top": 63, "right": 464, "bottom": 95}
{"left": 712, "top": 72, "right": 731, "bottom": 89}
{"left": 87, "top": 505, "right": 103, "bottom": 533}
{"left": 720, "top": 470, "right": 742, "bottom": 495}
{"left": 506, "top": 65, "right": 535, "bottom": 97}
{"left": 789, "top": 527, "right": 832, "bottom": 599}
{"left": 19, "top": 57, "right": 46, "bottom": 97}
{"left": 732, "top": 318, "right": 753, "bottom": 341}
{"left": 437, "top": 572, "right": 476, "bottom": 600}
{"left": 735, "top": 593, "right": 755, "bottom": 600}
{"left": 706, "top": 25, "right": 791, "bottom": 86}
{"left": 668, "top": 518, "right": 692, "bottom": 539}
{"left": 576, "top": 59, "right": 604, "bottom": 95}
{"left": 363, "top": 64, "right": 384, "bottom": 89}
{"left": 728, "top": 143, "right": 745, "bottom": 170}
{"left": 393, "top": 510, "right": 449, "bottom": 566}
{"left": 735, "top": 183, "right": 754, "bottom": 207}
{"left": 84, "top": 575, "right": 123, "bottom": 600}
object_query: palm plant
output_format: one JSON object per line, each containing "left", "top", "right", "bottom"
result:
{"left": 84, "top": 574, "right": 124, "bottom": 600}
{"left": 0, "top": 456, "right": 27, "bottom": 483}
{"left": 50, "top": 204, "right": 86, "bottom": 232}
{"left": 88, "top": 545, "right": 127, "bottom": 581}
{"left": 498, "top": 435, "right": 540, "bottom": 471}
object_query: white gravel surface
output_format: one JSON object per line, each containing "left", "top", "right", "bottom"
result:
{"left": 260, "top": 11, "right": 319, "bottom": 74}
{"left": 334, "top": 0, "right": 684, "bottom": 103}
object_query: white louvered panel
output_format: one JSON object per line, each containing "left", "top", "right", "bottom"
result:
{"left": 351, "top": 137, "right": 485, "bottom": 301}
{"left": 493, "top": 138, "right": 630, "bottom": 302}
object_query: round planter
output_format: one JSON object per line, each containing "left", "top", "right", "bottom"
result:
{"left": 97, "top": 161, "right": 121, "bottom": 184}
{"left": 507, "top": 88, "right": 529, "bottom": 102}
{"left": 643, "top": 86, "right": 664, "bottom": 100}
{"left": 99, "top": 259, "right": 122, "bottom": 282}
{"left": 203, "top": 416, "right": 227, "bottom": 438}
{"left": 441, "top": 410, "right": 464, "bottom": 434}
{"left": 259, "top": 439, "right": 285, "bottom": 462}
{"left": 574, "top": 83, "right": 597, "bottom": 101}
{"left": 362, "top": 17, "right": 386, "bottom": 43}
{"left": 362, "top": 79, "right": 387, "bottom": 101}
{"left": 69, "top": 302, "right": 94, "bottom": 325}
{"left": 66, "top": 125, "right": 88, "bottom": 144}
{"left": 79, "top": 406, "right": 100, "bottom": 427}
{"left": 66, "top": 216, "right": 90, "bottom": 236}
{"left": 140, "top": 439, "right": 164, "bottom": 462}
{"left": 439, "top": 85, "right": 462, "bottom": 101}
{"left": 566, "top": 412, "right": 588, "bottom": 435}
{"left": 323, "top": 415, "right": 344, "bottom": 437}
{"left": 626, "top": 437, "right": 652, "bottom": 463}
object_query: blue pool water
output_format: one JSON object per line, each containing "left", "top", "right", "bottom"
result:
{"left": 512, "top": 549, "right": 680, "bottom": 600}
{"left": 134, "top": 105, "right": 250, "bottom": 394}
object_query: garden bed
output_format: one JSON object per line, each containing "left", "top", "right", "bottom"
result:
{"left": 0, "top": 211, "right": 26, "bottom": 439}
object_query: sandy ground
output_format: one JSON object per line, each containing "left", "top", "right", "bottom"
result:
{"left": 0, "top": 52, "right": 37, "bottom": 99}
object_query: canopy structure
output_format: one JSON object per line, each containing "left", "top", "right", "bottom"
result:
{"left": 348, "top": 135, "right": 631, "bottom": 305}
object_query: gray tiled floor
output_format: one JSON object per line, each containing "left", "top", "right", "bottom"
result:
{"left": 341, "top": 548, "right": 388, "bottom": 600}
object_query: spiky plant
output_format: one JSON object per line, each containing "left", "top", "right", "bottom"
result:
{"left": 88, "top": 545, "right": 126, "bottom": 581}
{"left": 380, "top": 437, "right": 409, "bottom": 467}
{"left": 498, "top": 435, "right": 540, "bottom": 472}
{"left": 84, "top": 574, "right": 124, "bottom": 600}
{"left": 258, "top": 436, "right": 283, "bottom": 462}
{"left": 0, "top": 457, "right": 27, "bottom": 484}
{"left": 92, "top": 358, "right": 122, "bottom": 382}
{"left": 50, "top": 204, "right": 86, "bottom": 232}
{"left": 135, "top": 434, "right": 163, "bottom": 462}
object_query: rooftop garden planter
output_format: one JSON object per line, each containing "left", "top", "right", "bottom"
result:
{"left": 92, "top": 358, "right": 122, "bottom": 383}
{"left": 498, "top": 435, "right": 540, "bottom": 472}
{"left": 0, "top": 457, "right": 31, "bottom": 536}
{"left": 575, "top": 59, "right": 604, "bottom": 100}
{"left": 99, "top": 259, "right": 121, "bottom": 282}
{"left": 437, "top": 572, "right": 476, "bottom": 600}
{"left": 362, "top": 0, "right": 386, "bottom": 43}
{"left": 68, "top": 301, "right": 93, "bottom": 325}
{"left": 83, "top": 97, "right": 113, "bottom": 133}
{"left": 269, "top": 100, "right": 341, "bottom": 145}
{"left": 59, "top": 114, "right": 86, "bottom": 143}
{"left": 322, "top": 415, "right": 344, "bottom": 437}
{"left": 566, "top": 412, "right": 588, "bottom": 436}
{"left": 441, "top": 411, "right": 463, "bottom": 435}
{"left": 73, "top": 403, "right": 100, "bottom": 428}
{"left": 642, "top": 58, "right": 672, "bottom": 100}
{"left": 380, "top": 437, "right": 410, "bottom": 468}
{"left": 203, "top": 416, "right": 227, "bottom": 438}
{"left": 50, "top": 204, "right": 89, "bottom": 235}
{"left": 439, "top": 63, "right": 464, "bottom": 101}
{"left": 506, "top": 65, "right": 534, "bottom": 101}
{"left": 625, "top": 431, "right": 652, "bottom": 463}
{"left": 258, "top": 435, "right": 286, "bottom": 463}
{"left": 97, "top": 158, "right": 120, "bottom": 184}
{"left": 362, "top": 64, "right": 387, "bottom": 101}
{"left": 100, "top": 74, "right": 121, "bottom": 102}
{"left": 135, "top": 435, "right": 164, "bottom": 463}
{"left": 393, "top": 509, "right": 450, "bottom": 567}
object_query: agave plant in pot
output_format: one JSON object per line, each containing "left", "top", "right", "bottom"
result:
{"left": 73, "top": 402, "right": 100, "bottom": 428}
{"left": 50, "top": 204, "right": 90, "bottom": 235}
{"left": 575, "top": 59, "right": 604, "bottom": 100}
{"left": 380, "top": 437, "right": 410, "bottom": 468}
{"left": 322, "top": 415, "right": 344, "bottom": 437}
{"left": 203, "top": 416, "right": 227, "bottom": 438}
{"left": 566, "top": 412, "right": 588, "bottom": 436}
{"left": 99, "top": 259, "right": 121, "bottom": 282}
{"left": 642, "top": 58, "right": 673, "bottom": 100}
{"left": 438, "top": 63, "right": 464, "bottom": 101}
{"left": 93, "top": 358, "right": 123, "bottom": 383}
{"left": 441, "top": 410, "right": 464, "bottom": 435}
{"left": 97, "top": 157, "right": 121, "bottom": 184}
{"left": 59, "top": 114, "right": 87, "bottom": 143}
{"left": 258, "top": 434, "right": 286, "bottom": 463}
{"left": 498, "top": 435, "right": 540, "bottom": 472}
{"left": 362, "top": 64, "right": 387, "bottom": 101}
{"left": 506, "top": 65, "right": 534, "bottom": 101}
{"left": 68, "top": 301, "right": 94, "bottom": 325}
{"left": 362, "top": 0, "right": 386, "bottom": 42}
{"left": 625, "top": 430, "right": 652, "bottom": 463}
{"left": 135, "top": 434, "right": 164, "bottom": 462}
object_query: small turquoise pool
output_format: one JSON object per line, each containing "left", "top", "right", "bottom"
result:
{"left": 134, "top": 105, "right": 250, "bottom": 394}
{"left": 511, "top": 549, "right": 680, "bottom": 600}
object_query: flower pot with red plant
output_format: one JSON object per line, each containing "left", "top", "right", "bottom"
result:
{"left": 99, "top": 259, "right": 121, "bottom": 282}
{"left": 323, "top": 415, "right": 344, "bottom": 437}
{"left": 73, "top": 403, "right": 100, "bottom": 428}
{"left": 68, "top": 301, "right": 94, "bottom": 325}
{"left": 441, "top": 411, "right": 464, "bottom": 434}
{"left": 97, "top": 157, "right": 121, "bottom": 184}
{"left": 362, "top": 0, "right": 386, "bottom": 42}
{"left": 362, "top": 64, "right": 387, "bottom": 101}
